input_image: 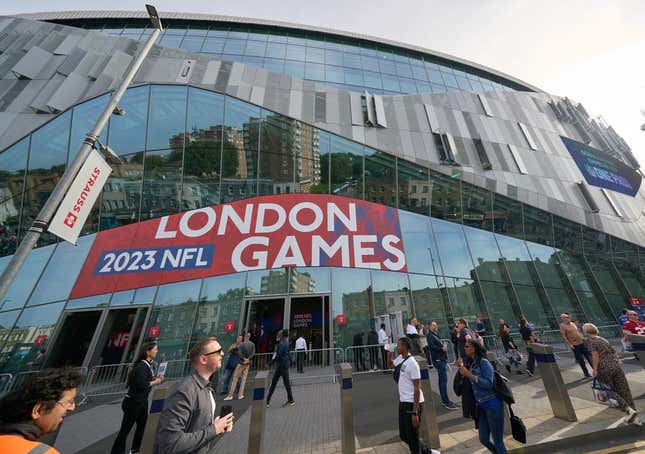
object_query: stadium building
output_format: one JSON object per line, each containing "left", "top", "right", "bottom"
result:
{"left": 0, "top": 10, "right": 643, "bottom": 375}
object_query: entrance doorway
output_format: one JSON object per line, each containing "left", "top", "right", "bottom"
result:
{"left": 46, "top": 306, "right": 150, "bottom": 370}
{"left": 240, "top": 295, "right": 331, "bottom": 366}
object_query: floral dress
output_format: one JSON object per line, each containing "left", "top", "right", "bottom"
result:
{"left": 587, "top": 335, "right": 634, "bottom": 411}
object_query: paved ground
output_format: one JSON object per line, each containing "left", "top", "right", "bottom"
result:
{"left": 53, "top": 352, "right": 645, "bottom": 454}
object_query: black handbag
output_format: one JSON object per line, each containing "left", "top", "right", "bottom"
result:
{"left": 508, "top": 404, "right": 526, "bottom": 444}
{"left": 453, "top": 370, "right": 464, "bottom": 396}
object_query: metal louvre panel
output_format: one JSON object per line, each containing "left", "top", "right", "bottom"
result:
{"left": 517, "top": 121, "right": 538, "bottom": 150}
{"left": 576, "top": 181, "right": 599, "bottom": 213}
{"left": 349, "top": 92, "right": 362, "bottom": 126}
{"left": 477, "top": 93, "right": 493, "bottom": 116}
{"left": 601, "top": 188, "right": 623, "bottom": 217}
{"left": 423, "top": 103, "right": 440, "bottom": 133}
{"left": 373, "top": 94, "right": 387, "bottom": 128}
{"left": 363, "top": 91, "right": 375, "bottom": 126}
{"left": 508, "top": 144, "right": 528, "bottom": 174}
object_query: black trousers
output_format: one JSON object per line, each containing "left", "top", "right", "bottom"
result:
{"left": 573, "top": 343, "right": 592, "bottom": 376}
{"left": 111, "top": 397, "right": 148, "bottom": 454}
{"left": 296, "top": 350, "right": 305, "bottom": 372}
{"left": 399, "top": 401, "right": 426, "bottom": 454}
{"left": 526, "top": 347, "right": 535, "bottom": 374}
{"left": 267, "top": 365, "right": 294, "bottom": 403}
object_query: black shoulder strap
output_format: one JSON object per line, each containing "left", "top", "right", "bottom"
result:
{"left": 507, "top": 403, "right": 515, "bottom": 418}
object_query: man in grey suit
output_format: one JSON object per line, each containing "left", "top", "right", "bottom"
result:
{"left": 153, "top": 337, "right": 234, "bottom": 454}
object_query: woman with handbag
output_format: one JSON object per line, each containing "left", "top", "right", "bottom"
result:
{"left": 220, "top": 335, "right": 242, "bottom": 395}
{"left": 583, "top": 323, "right": 640, "bottom": 425}
{"left": 458, "top": 339, "right": 507, "bottom": 454}
{"left": 498, "top": 324, "right": 523, "bottom": 375}
{"left": 111, "top": 342, "right": 163, "bottom": 454}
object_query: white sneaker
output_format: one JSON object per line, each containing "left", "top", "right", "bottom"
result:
{"left": 238, "top": 395, "right": 245, "bottom": 400}
{"left": 626, "top": 407, "right": 639, "bottom": 424}
{"left": 223, "top": 396, "right": 233, "bottom": 401}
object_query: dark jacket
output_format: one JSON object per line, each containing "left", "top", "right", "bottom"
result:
{"left": 271, "top": 338, "right": 291, "bottom": 369}
{"left": 367, "top": 330, "right": 379, "bottom": 346}
{"left": 153, "top": 370, "right": 218, "bottom": 454}
{"left": 127, "top": 360, "right": 154, "bottom": 403}
{"left": 426, "top": 330, "right": 447, "bottom": 364}
{"left": 453, "top": 372, "right": 477, "bottom": 423}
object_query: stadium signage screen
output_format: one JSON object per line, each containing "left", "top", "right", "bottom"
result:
{"left": 561, "top": 136, "right": 641, "bottom": 196}
{"left": 70, "top": 194, "right": 407, "bottom": 298}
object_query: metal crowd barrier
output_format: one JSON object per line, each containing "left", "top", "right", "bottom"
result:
{"left": 344, "top": 344, "right": 387, "bottom": 374}
{"left": 82, "top": 362, "right": 132, "bottom": 398}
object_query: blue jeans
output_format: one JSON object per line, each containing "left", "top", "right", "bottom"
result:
{"left": 434, "top": 359, "right": 450, "bottom": 404}
{"left": 477, "top": 400, "right": 507, "bottom": 454}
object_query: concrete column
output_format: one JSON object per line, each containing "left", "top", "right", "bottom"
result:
{"left": 140, "top": 381, "right": 176, "bottom": 454}
{"left": 247, "top": 370, "right": 269, "bottom": 454}
{"left": 415, "top": 356, "right": 440, "bottom": 450}
{"left": 627, "top": 334, "right": 645, "bottom": 369}
{"left": 530, "top": 343, "right": 577, "bottom": 421}
{"left": 339, "top": 363, "right": 355, "bottom": 454}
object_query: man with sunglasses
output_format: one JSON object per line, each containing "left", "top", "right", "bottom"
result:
{"left": 154, "top": 337, "right": 234, "bottom": 454}
{"left": 0, "top": 367, "right": 82, "bottom": 454}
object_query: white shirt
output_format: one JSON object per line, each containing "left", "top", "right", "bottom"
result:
{"left": 209, "top": 388, "right": 216, "bottom": 421}
{"left": 393, "top": 354, "right": 424, "bottom": 403}
{"left": 378, "top": 328, "right": 389, "bottom": 345}
{"left": 295, "top": 337, "right": 307, "bottom": 351}
{"left": 406, "top": 324, "right": 419, "bottom": 335}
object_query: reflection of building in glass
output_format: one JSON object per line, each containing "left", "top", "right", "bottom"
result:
{"left": 289, "top": 269, "right": 317, "bottom": 293}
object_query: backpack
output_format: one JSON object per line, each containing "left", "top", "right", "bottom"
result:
{"left": 494, "top": 370, "right": 515, "bottom": 404}
{"left": 393, "top": 355, "right": 410, "bottom": 384}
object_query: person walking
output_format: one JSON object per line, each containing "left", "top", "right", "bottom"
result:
{"left": 220, "top": 335, "right": 242, "bottom": 395}
{"left": 387, "top": 337, "right": 441, "bottom": 454}
{"left": 0, "top": 368, "right": 82, "bottom": 454}
{"left": 378, "top": 323, "right": 390, "bottom": 369}
{"left": 367, "top": 328, "right": 380, "bottom": 371}
{"left": 353, "top": 330, "right": 366, "bottom": 372}
{"left": 583, "top": 323, "right": 640, "bottom": 425}
{"left": 518, "top": 316, "right": 536, "bottom": 377}
{"left": 499, "top": 324, "right": 523, "bottom": 375}
{"left": 224, "top": 332, "right": 255, "bottom": 401}
{"left": 154, "top": 337, "right": 234, "bottom": 454}
{"left": 458, "top": 339, "right": 508, "bottom": 454}
{"left": 266, "top": 329, "right": 295, "bottom": 407}
{"left": 111, "top": 341, "right": 163, "bottom": 454}
{"left": 559, "top": 313, "right": 592, "bottom": 377}
{"left": 406, "top": 317, "right": 423, "bottom": 356}
{"left": 427, "top": 321, "right": 459, "bottom": 410}
{"left": 295, "top": 332, "right": 307, "bottom": 373}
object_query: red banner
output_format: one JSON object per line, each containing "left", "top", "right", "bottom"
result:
{"left": 148, "top": 326, "right": 160, "bottom": 338}
{"left": 70, "top": 194, "right": 407, "bottom": 299}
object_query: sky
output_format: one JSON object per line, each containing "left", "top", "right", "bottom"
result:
{"left": 3, "top": 0, "right": 645, "bottom": 165}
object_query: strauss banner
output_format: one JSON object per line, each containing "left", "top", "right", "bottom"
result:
{"left": 70, "top": 194, "right": 407, "bottom": 298}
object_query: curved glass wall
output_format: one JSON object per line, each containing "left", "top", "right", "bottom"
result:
{"left": 0, "top": 83, "right": 641, "bottom": 374}
{"left": 50, "top": 18, "right": 527, "bottom": 95}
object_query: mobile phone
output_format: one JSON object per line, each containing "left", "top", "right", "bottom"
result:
{"left": 220, "top": 405, "right": 232, "bottom": 418}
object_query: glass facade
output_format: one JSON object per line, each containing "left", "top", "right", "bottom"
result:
{"left": 51, "top": 19, "right": 527, "bottom": 96}
{"left": 0, "top": 83, "right": 642, "bottom": 375}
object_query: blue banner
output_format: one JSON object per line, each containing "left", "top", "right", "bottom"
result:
{"left": 561, "top": 136, "right": 641, "bottom": 197}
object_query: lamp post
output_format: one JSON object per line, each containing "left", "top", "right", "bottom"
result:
{"left": 0, "top": 5, "right": 163, "bottom": 302}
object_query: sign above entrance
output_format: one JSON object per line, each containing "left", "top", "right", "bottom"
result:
{"left": 70, "top": 194, "right": 407, "bottom": 299}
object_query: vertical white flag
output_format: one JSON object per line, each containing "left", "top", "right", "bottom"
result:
{"left": 48, "top": 149, "right": 112, "bottom": 244}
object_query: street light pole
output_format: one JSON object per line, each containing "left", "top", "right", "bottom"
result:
{"left": 0, "top": 5, "right": 163, "bottom": 302}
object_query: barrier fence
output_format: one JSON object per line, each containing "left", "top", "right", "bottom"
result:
{"left": 0, "top": 373, "right": 12, "bottom": 394}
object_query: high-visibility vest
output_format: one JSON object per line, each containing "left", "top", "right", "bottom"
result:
{"left": 0, "top": 435, "right": 60, "bottom": 454}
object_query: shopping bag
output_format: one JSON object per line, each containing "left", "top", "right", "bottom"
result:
{"left": 591, "top": 378, "right": 613, "bottom": 404}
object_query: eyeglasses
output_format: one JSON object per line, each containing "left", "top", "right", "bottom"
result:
{"left": 56, "top": 398, "right": 76, "bottom": 410}
{"left": 202, "top": 347, "right": 223, "bottom": 356}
